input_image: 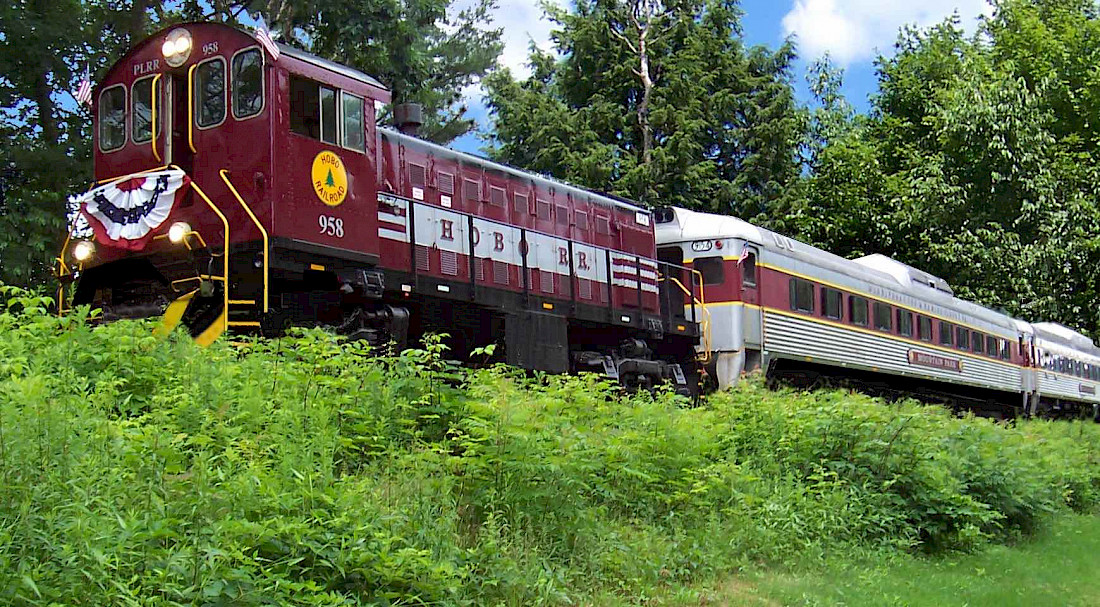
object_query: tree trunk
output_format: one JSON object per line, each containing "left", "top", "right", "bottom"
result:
{"left": 637, "top": 26, "right": 653, "bottom": 167}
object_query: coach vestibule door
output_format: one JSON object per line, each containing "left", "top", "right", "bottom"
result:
{"left": 739, "top": 246, "right": 759, "bottom": 307}
{"left": 166, "top": 74, "right": 194, "bottom": 173}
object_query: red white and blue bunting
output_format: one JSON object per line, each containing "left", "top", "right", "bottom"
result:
{"left": 77, "top": 169, "right": 190, "bottom": 251}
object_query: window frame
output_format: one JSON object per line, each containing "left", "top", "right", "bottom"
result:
{"left": 939, "top": 321, "right": 954, "bottom": 347}
{"left": 849, "top": 295, "right": 869, "bottom": 327}
{"left": 339, "top": 90, "right": 366, "bottom": 152}
{"left": 193, "top": 55, "right": 228, "bottom": 131}
{"left": 789, "top": 278, "right": 815, "bottom": 314}
{"left": 98, "top": 83, "right": 128, "bottom": 153}
{"left": 918, "top": 316, "right": 933, "bottom": 342}
{"left": 130, "top": 75, "right": 162, "bottom": 145}
{"left": 741, "top": 249, "right": 758, "bottom": 287}
{"left": 230, "top": 46, "right": 265, "bottom": 121}
{"left": 873, "top": 301, "right": 892, "bottom": 332}
{"left": 897, "top": 309, "right": 913, "bottom": 337}
{"left": 955, "top": 326, "right": 970, "bottom": 351}
{"left": 987, "top": 335, "right": 997, "bottom": 356}
{"left": 821, "top": 287, "right": 842, "bottom": 320}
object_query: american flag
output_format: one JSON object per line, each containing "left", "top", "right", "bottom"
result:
{"left": 74, "top": 70, "right": 92, "bottom": 107}
{"left": 254, "top": 17, "right": 280, "bottom": 60}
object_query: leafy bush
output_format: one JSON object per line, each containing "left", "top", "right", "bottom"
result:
{"left": 1, "top": 285, "right": 1098, "bottom": 604}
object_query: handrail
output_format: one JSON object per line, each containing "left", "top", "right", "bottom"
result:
{"left": 187, "top": 64, "right": 197, "bottom": 154}
{"left": 151, "top": 73, "right": 162, "bottom": 162}
{"left": 55, "top": 222, "right": 79, "bottom": 316}
{"left": 219, "top": 169, "right": 268, "bottom": 312}
{"left": 177, "top": 166, "right": 229, "bottom": 337}
{"left": 663, "top": 268, "right": 712, "bottom": 364}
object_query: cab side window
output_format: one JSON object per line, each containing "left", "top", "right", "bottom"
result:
{"left": 290, "top": 76, "right": 335, "bottom": 143}
{"left": 232, "top": 48, "right": 264, "bottom": 119}
{"left": 341, "top": 92, "right": 365, "bottom": 151}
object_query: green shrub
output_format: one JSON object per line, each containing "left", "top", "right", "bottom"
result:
{"left": 1, "top": 285, "right": 1098, "bottom": 604}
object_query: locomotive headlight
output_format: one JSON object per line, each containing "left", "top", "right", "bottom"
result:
{"left": 161, "top": 28, "right": 193, "bottom": 67}
{"left": 72, "top": 240, "right": 95, "bottom": 263}
{"left": 168, "top": 221, "right": 192, "bottom": 244}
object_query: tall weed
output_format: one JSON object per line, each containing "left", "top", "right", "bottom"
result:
{"left": 1, "top": 285, "right": 1098, "bottom": 605}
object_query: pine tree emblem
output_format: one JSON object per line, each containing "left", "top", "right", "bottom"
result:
{"left": 325, "top": 170, "right": 335, "bottom": 188}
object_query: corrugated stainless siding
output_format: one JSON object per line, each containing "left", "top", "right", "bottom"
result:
{"left": 1037, "top": 371, "right": 1100, "bottom": 403}
{"left": 764, "top": 311, "right": 1021, "bottom": 392}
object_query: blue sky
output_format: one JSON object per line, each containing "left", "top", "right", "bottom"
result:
{"left": 451, "top": 0, "right": 992, "bottom": 155}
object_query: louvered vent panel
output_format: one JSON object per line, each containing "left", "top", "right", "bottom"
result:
{"left": 541, "top": 270, "right": 554, "bottom": 294}
{"left": 440, "top": 250, "right": 458, "bottom": 276}
{"left": 410, "top": 164, "right": 426, "bottom": 187}
{"left": 475, "top": 259, "right": 485, "bottom": 282}
{"left": 494, "top": 260, "right": 509, "bottom": 285}
{"left": 579, "top": 279, "right": 592, "bottom": 300}
{"left": 438, "top": 172, "right": 455, "bottom": 195}
{"left": 514, "top": 193, "right": 529, "bottom": 214}
{"left": 490, "top": 186, "right": 506, "bottom": 207}
{"left": 464, "top": 179, "right": 480, "bottom": 203}
{"left": 416, "top": 246, "right": 430, "bottom": 271}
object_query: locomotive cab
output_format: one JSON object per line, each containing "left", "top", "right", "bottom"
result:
{"left": 63, "top": 22, "right": 392, "bottom": 343}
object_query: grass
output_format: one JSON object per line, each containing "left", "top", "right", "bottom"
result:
{"left": 630, "top": 514, "right": 1100, "bottom": 606}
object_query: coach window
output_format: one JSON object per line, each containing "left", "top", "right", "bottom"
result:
{"left": 195, "top": 57, "right": 227, "bottom": 128}
{"left": 741, "top": 250, "right": 757, "bottom": 287}
{"left": 873, "top": 302, "right": 892, "bottom": 332}
{"left": 973, "top": 332, "right": 984, "bottom": 354}
{"left": 695, "top": 257, "right": 725, "bottom": 286}
{"left": 939, "top": 321, "right": 954, "bottom": 346}
{"left": 897, "top": 310, "right": 913, "bottom": 337}
{"left": 986, "top": 335, "right": 997, "bottom": 356}
{"left": 231, "top": 48, "right": 264, "bottom": 119}
{"left": 789, "top": 278, "right": 814, "bottom": 313}
{"left": 918, "top": 315, "right": 932, "bottom": 341}
{"left": 1001, "top": 340, "right": 1011, "bottom": 361}
{"left": 849, "top": 295, "right": 869, "bottom": 326}
{"left": 822, "top": 288, "right": 842, "bottom": 320}
{"left": 341, "top": 92, "right": 365, "bottom": 151}
{"left": 98, "top": 84, "right": 126, "bottom": 152}
{"left": 955, "top": 326, "right": 969, "bottom": 351}
{"left": 131, "top": 76, "right": 161, "bottom": 144}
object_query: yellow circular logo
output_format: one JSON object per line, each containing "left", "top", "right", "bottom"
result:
{"left": 311, "top": 151, "right": 348, "bottom": 207}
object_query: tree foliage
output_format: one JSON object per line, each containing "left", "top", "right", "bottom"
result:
{"left": 786, "top": 0, "right": 1100, "bottom": 337}
{"left": 484, "top": 0, "right": 803, "bottom": 216}
{"left": 258, "top": 0, "right": 502, "bottom": 142}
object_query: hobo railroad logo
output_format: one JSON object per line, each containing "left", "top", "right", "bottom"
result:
{"left": 311, "top": 151, "right": 348, "bottom": 206}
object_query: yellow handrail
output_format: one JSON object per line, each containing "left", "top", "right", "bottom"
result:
{"left": 151, "top": 74, "right": 162, "bottom": 162}
{"left": 663, "top": 268, "right": 712, "bottom": 364}
{"left": 219, "top": 169, "right": 268, "bottom": 312}
{"left": 179, "top": 168, "right": 229, "bottom": 337}
{"left": 187, "top": 64, "right": 197, "bottom": 154}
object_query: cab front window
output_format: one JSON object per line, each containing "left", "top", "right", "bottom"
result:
{"left": 99, "top": 85, "right": 126, "bottom": 151}
{"left": 194, "top": 57, "right": 226, "bottom": 128}
{"left": 131, "top": 76, "right": 162, "bottom": 143}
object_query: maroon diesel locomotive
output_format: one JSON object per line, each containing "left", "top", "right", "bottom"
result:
{"left": 59, "top": 22, "right": 703, "bottom": 391}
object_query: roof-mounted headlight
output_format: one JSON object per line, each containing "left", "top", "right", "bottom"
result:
{"left": 162, "top": 28, "right": 193, "bottom": 67}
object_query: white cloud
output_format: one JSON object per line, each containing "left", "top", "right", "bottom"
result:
{"left": 781, "top": 0, "right": 993, "bottom": 65}
{"left": 452, "top": 0, "right": 560, "bottom": 78}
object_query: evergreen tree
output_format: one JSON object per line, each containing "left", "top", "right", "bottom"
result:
{"left": 484, "top": 0, "right": 803, "bottom": 216}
